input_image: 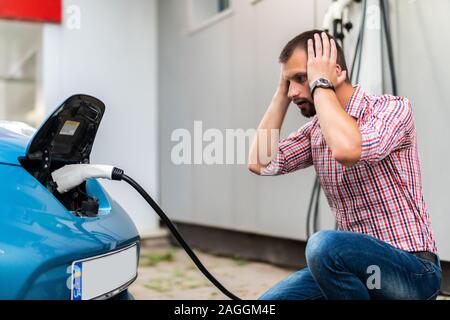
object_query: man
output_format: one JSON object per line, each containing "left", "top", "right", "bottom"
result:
{"left": 247, "top": 30, "right": 441, "bottom": 300}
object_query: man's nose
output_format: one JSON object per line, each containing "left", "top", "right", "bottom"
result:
{"left": 288, "top": 82, "right": 302, "bottom": 100}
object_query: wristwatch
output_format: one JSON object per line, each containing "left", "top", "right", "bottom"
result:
{"left": 310, "top": 78, "right": 335, "bottom": 97}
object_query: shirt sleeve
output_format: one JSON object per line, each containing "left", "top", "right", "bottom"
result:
{"left": 261, "top": 120, "right": 314, "bottom": 176}
{"left": 359, "top": 96, "right": 414, "bottom": 163}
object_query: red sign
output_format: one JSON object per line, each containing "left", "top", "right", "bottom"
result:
{"left": 0, "top": 0, "right": 61, "bottom": 23}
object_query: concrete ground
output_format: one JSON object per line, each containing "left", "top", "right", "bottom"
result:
{"left": 129, "top": 237, "right": 449, "bottom": 300}
{"left": 129, "top": 237, "right": 293, "bottom": 300}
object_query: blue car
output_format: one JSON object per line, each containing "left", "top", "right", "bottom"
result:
{"left": 0, "top": 95, "right": 140, "bottom": 300}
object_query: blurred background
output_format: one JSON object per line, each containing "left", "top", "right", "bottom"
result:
{"left": 1, "top": 0, "right": 450, "bottom": 294}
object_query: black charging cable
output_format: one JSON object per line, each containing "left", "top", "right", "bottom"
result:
{"left": 110, "top": 168, "right": 240, "bottom": 300}
{"left": 306, "top": 177, "right": 320, "bottom": 239}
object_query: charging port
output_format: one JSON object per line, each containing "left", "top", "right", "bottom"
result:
{"left": 18, "top": 94, "right": 106, "bottom": 217}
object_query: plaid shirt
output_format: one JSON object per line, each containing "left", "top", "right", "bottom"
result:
{"left": 262, "top": 86, "right": 437, "bottom": 254}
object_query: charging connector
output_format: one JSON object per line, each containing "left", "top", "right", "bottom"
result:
{"left": 51, "top": 164, "right": 116, "bottom": 193}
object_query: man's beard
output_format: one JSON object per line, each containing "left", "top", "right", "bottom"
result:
{"left": 296, "top": 100, "right": 316, "bottom": 118}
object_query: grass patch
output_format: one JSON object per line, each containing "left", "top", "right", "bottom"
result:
{"left": 232, "top": 256, "right": 249, "bottom": 266}
{"left": 173, "top": 268, "right": 186, "bottom": 278}
{"left": 144, "top": 279, "right": 173, "bottom": 292}
{"left": 140, "top": 250, "right": 175, "bottom": 267}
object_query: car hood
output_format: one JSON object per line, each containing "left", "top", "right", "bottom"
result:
{"left": 0, "top": 121, "right": 35, "bottom": 165}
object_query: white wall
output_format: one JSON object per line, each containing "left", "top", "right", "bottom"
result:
{"left": 39, "top": 0, "right": 160, "bottom": 236}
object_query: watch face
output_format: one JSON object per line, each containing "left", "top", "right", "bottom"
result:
{"left": 310, "top": 78, "right": 333, "bottom": 93}
{"left": 318, "top": 78, "right": 331, "bottom": 87}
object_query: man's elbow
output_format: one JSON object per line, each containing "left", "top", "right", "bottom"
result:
{"left": 247, "top": 163, "right": 263, "bottom": 175}
{"left": 333, "top": 143, "right": 362, "bottom": 167}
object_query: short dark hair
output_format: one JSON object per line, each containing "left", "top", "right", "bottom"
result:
{"left": 279, "top": 29, "right": 349, "bottom": 81}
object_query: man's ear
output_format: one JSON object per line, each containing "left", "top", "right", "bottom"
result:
{"left": 335, "top": 64, "right": 347, "bottom": 86}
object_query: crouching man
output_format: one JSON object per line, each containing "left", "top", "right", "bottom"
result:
{"left": 248, "top": 30, "right": 441, "bottom": 300}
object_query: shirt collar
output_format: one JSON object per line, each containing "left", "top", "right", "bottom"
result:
{"left": 345, "top": 85, "right": 366, "bottom": 119}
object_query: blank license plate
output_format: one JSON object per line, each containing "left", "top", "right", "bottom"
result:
{"left": 71, "top": 244, "right": 138, "bottom": 300}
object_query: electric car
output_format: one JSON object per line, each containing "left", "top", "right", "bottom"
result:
{"left": 0, "top": 95, "right": 140, "bottom": 300}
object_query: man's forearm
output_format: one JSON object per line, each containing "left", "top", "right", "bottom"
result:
{"left": 248, "top": 94, "right": 290, "bottom": 174}
{"left": 313, "top": 88, "right": 361, "bottom": 166}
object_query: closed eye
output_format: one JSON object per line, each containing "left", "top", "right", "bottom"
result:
{"left": 293, "top": 75, "right": 307, "bottom": 84}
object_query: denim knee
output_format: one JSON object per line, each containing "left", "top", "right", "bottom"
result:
{"left": 306, "top": 230, "right": 340, "bottom": 269}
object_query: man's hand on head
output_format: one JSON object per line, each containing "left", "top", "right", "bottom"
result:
{"left": 307, "top": 32, "right": 347, "bottom": 88}
{"left": 274, "top": 66, "right": 291, "bottom": 104}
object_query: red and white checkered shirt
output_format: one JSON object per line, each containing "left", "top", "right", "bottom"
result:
{"left": 262, "top": 85, "right": 437, "bottom": 254}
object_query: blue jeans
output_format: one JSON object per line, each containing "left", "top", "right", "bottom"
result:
{"left": 259, "top": 230, "right": 441, "bottom": 300}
